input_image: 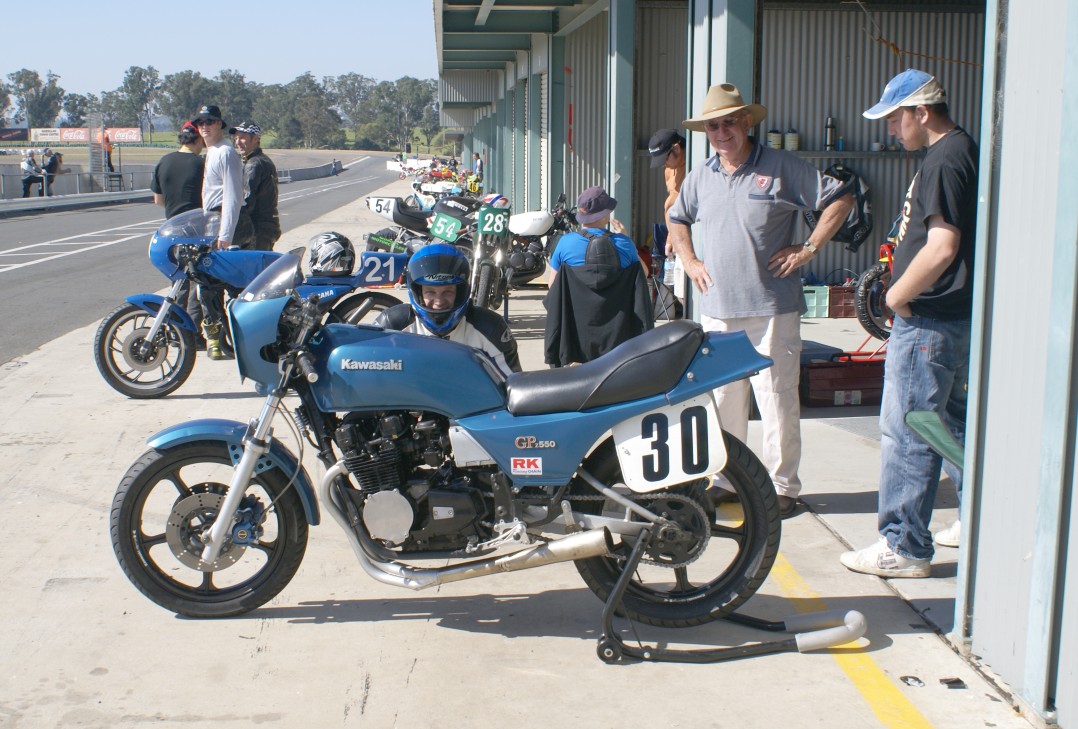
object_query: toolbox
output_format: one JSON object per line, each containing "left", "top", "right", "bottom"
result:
{"left": 799, "top": 353, "right": 885, "bottom": 407}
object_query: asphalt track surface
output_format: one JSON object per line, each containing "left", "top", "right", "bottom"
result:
{"left": 0, "top": 154, "right": 398, "bottom": 364}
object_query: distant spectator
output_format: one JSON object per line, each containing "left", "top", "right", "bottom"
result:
{"left": 229, "top": 120, "right": 281, "bottom": 251}
{"left": 21, "top": 151, "right": 44, "bottom": 198}
{"left": 472, "top": 152, "right": 483, "bottom": 180}
{"left": 103, "top": 131, "right": 114, "bottom": 172}
{"left": 41, "top": 149, "right": 71, "bottom": 196}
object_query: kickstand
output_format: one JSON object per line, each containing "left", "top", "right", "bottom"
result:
{"left": 595, "top": 528, "right": 868, "bottom": 664}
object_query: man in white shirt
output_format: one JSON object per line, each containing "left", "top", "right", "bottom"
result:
{"left": 193, "top": 103, "right": 250, "bottom": 360}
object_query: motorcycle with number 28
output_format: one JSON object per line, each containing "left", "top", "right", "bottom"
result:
{"left": 110, "top": 247, "right": 864, "bottom": 661}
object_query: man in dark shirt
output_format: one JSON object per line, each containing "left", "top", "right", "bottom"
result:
{"left": 150, "top": 121, "right": 207, "bottom": 343}
{"left": 229, "top": 120, "right": 281, "bottom": 251}
{"left": 150, "top": 122, "right": 205, "bottom": 218}
{"left": 841, "top": 69, "right": 979, "bottom": 578}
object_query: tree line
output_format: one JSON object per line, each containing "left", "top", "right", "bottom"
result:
{"left": 1, "top": 67, "right": 441, "bottom": 151}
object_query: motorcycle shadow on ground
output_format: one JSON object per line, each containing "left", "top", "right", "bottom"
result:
{"left": 226, "top": 590, "right": 944, "bottom": 654}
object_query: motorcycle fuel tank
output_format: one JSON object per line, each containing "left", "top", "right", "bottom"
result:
{"left": 307, "top": 324, "right": 506, "bottom": 417}
{"left": 508, "top": 210, "right": 554, "bottom": 237}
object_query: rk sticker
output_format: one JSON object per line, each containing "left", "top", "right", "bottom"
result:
{"left": 510, "top": 457, "right": 542, "bottom": 475}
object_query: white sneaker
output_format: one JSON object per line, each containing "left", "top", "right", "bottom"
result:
{"left": 840, "top": 538, "right": 931, "bottom": 578}
{"left": 934, "top": 520, "right": 961, "bottom": 548}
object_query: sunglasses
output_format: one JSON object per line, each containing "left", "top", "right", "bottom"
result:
{"left": 194, "top": 118, "right": 219, "bottom": 127}
{"left": 704, "top": 115, "right": 744, "bottom": 131}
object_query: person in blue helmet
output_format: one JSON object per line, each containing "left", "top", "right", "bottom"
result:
{"left": 375, "top": 244, "right": 521, "bottom": 377}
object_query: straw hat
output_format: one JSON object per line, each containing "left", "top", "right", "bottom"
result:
{"left": 683, "top": 83, "right": 767, "bottom": 131}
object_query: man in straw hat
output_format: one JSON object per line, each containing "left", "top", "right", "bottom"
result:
{"left": 667, "top": 83, "right": 854, "bottom": 518}
{"left": 840, "top": 69, "right": 978, "bottom": 578}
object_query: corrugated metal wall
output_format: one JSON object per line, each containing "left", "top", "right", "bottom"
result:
{"left": 760, "top": 6, "right": 985, "bottom": 280}
{"left": 563, "top": 13, "right": 609, "bottom": 203}
{"left": 633, "top": 1, "right": 689, "bottom": 248}
{"left": 441, "top": 70, "right": 503, "bottom": 106}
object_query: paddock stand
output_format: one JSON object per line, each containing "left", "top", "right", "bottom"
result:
{"left": 595, "top": 528, "right": 868, "bottom": 664}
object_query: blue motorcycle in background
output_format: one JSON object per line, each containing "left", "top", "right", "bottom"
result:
{"left": 93, "top": 210, "right": 405, "bottom": 398}
{"left": 109, "top": 248, "right": 866, "bottom": 661}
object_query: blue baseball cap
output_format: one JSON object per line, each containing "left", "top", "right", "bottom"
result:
{"left": 863, "top": 69, "right": 947, "bottom": 119}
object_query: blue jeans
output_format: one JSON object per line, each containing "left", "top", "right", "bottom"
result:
{"left": 878, "top": 313, "right": 970, "bottom": 560}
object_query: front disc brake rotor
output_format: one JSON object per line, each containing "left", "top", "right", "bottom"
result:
{"left": 166, "top": 489, "right": 244, "bottom": 570}
{"left": 121, "top": 327, "right": 169, "bottom": 371}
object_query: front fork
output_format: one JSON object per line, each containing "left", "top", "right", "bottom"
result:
{"left": 199, "top": 391, "right": 285, "bottom": 565}
{"left": 141, "top": 279, "right": 187, "bottom": 347}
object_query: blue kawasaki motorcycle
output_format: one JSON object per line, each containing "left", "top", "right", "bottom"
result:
{"left": 110, "top": 248, "right": 865, "bottom": 662}
{"left": 93, "top": 209, "right": 405, "bottom": 398}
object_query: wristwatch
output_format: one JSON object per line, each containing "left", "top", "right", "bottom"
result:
{"left": 803, "top": 240, "right": 818, "bottom": 257}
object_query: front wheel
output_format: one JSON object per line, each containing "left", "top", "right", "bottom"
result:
{"left": 110, "top": 442, "right": 308, "bottom": 617}
{"left": 93, "top": 303, "right": 196, "bottom": 399}
{"left": 855, "top": 263, "right": 892, "bottom": 340}
{"left": 472, "top": 263, "right": 494, "bottom": 309}
{"left": 327, "top": 291, "right": 401, "bottom": 325}
{"left": 571, "top": 432, "right": 780, "bottom": 628}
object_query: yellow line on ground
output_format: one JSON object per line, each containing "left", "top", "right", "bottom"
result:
{"left": 771, "top": 553, "right": 933, "bottom": 729}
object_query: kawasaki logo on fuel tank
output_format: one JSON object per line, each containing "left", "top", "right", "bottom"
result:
{"left": 341, "top": 359, "right": 403, "bottom": 371}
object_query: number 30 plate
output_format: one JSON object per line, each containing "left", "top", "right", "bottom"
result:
{"left": 611, "top": 395, "right": 727, "bottom": 493}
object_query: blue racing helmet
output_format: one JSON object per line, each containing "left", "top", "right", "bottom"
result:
{"left": 405, "top": 244, "right": 470, "bottom": 336}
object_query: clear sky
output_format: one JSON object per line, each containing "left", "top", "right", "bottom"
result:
{"left": 2, "top": 0, "right": 438, "bottom": 96}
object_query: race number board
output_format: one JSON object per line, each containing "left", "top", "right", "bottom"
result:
{"left": 355, "top": 251, "right": 407, "bottom": 287}
{"left": 611, "top": 394, "right": 727, "bottom": 493}
{"left": 477, "top": 205, "right": 510, "bottom": 238}
{"left": 366, "top": 196, "right": 397, "bottom": 217}
{"left": 430, "top": 213, "right": 462, "bottom": 242}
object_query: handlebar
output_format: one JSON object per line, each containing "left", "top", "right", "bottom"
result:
{"left": 296, "top": 352, "right": 319, "bottom": 383}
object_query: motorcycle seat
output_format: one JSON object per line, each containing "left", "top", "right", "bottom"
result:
{"left": 390, "top": 198, "right": 434, "bottom": 234}
{"left": 505, "top": 320, "right": 704, "bottom": 416}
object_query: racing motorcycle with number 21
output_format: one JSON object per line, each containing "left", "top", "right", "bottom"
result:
{"left": 110, "top": 247, "right": 864, "bottom": 662}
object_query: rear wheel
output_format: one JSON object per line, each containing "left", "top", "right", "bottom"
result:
{"left": 93, "top": 303, "right": 196, "bottom": 399}
{"left": 110, "top": 442, "right": 308, "bottom": 617}
{"left": 855, "top": 263, "right": 892, "bottom": 340}
{"left": 571, "top": 433, "right": 780, "bottom": 628}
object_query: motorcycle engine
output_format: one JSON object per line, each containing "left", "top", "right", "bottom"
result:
{"left": 334, "top": 412, "right": 489, "bottom": 550}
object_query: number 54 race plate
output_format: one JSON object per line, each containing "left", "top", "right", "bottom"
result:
{"left": 611, "top": 394, "right": 727, "bottom": 493}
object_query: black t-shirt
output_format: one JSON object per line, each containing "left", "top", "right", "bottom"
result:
{"left": 892, "top": 127, "right": 979, "bottom": 319}
{"left": 150, "top": 151, "right": 205, "bottom": 219}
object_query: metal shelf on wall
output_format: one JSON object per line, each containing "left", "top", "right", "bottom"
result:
{"left": 790, "top": 150, "right": 924, "bottom": 160}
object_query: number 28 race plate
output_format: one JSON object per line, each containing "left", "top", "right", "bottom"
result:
{"left": 611, "top": 394, "right": 727, "bottom": 493}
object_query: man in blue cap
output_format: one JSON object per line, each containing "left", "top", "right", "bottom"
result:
{"left": 840, "top": 69, "right": 979, "bottom": 578}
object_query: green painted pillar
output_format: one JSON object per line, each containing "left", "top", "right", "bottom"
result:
{"left": 608, "top": 0, "right": 635, "bottom": 218}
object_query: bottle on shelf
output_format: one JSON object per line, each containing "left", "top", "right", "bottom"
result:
{"left": 824, "top": 116, "right": 836, "bottom": 151}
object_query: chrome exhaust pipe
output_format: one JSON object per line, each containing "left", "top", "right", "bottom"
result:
{"left": 321, "top": 463, "right": 616, "bottom": 591}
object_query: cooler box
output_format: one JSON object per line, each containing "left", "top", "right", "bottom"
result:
{"left": 800, "top": 354, "right": 885, "bottom": 407}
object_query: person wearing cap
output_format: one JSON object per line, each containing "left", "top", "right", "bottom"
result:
{"left": 840, "top": 69, "right": 978, "bottom": 579}
{"left": 667, "top": 83, "right": 854, "bottom": 518}
{"left": 21, "top": 151, "right": 44, "bottom": 198}
{"left": 649, "top": 128, "right": 688, "bottom": 309}
{"left": 544, "top": 186, "right": 653, "bottom": 366}
{"left": 547, "top": 186, "right": 639, "bottom": 283}
{"left": 193, "top": 103, "right": 249, "bottom": 360}
{"left": 229, "top": 120, "right": 281, "bottom": 251}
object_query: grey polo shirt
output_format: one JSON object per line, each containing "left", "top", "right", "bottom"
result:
{"left": 668, "top": 142, "right": 845, "bottom": 319}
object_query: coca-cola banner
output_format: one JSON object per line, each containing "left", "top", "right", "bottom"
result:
{"left": 105, "top": 127, "right": 142, "bottom": 142}
{"left": 29, "top": 127, "right": 143, "bottom": 143}
{"left": 0, "top": 128, "right": 30, "bottom": 142}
